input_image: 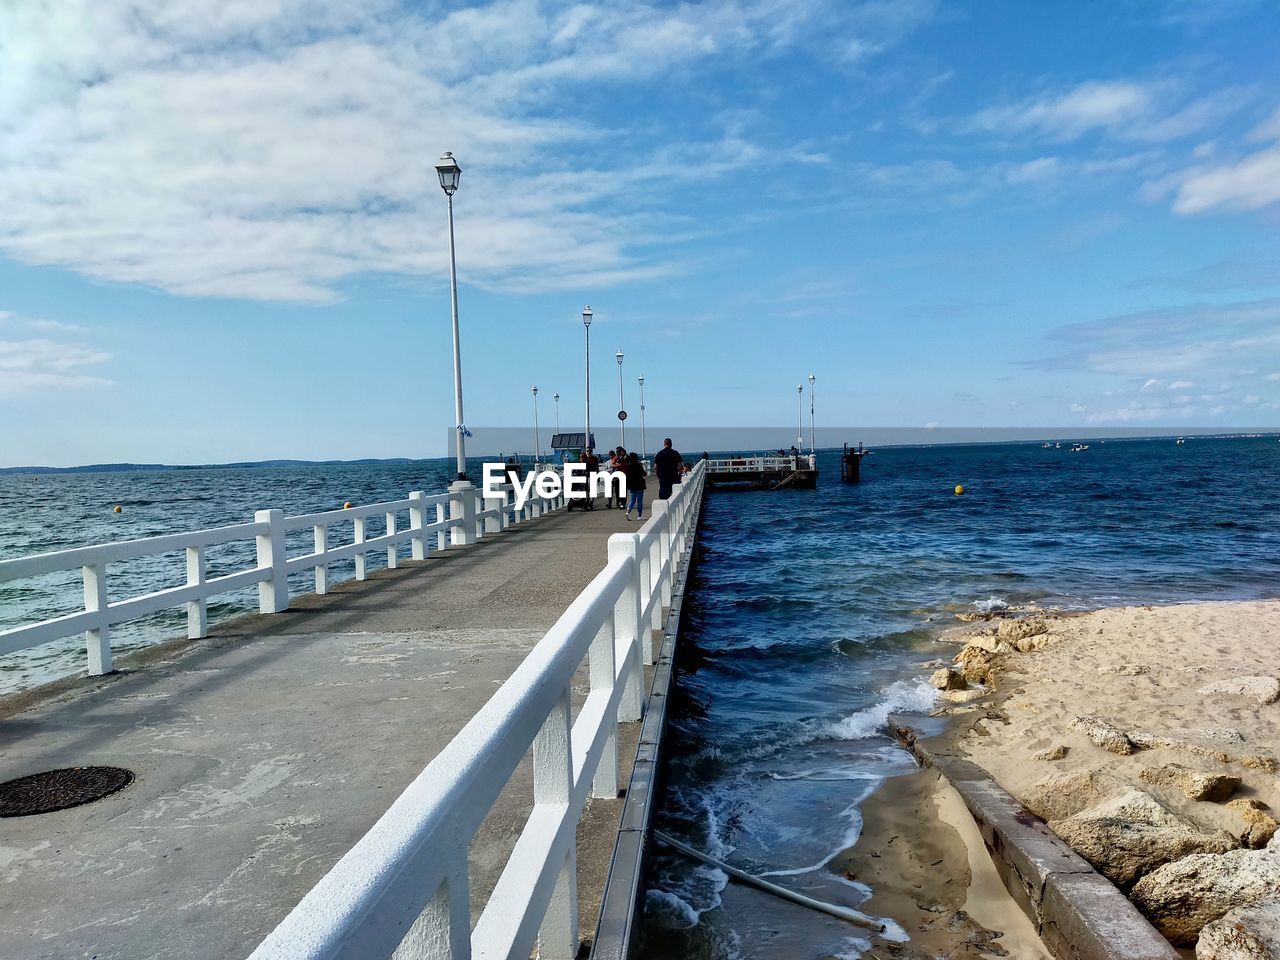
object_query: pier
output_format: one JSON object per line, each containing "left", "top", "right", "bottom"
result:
{"left": 0, "top": 465, "right": 706, "bottom": 960}
{"left": 704, "top": 454, "right": 818, "bottom": 490}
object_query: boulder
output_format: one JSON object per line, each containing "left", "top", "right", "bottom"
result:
{"left": 1132, "top": 840, "right": 1280, "bottom": 945}
{"left": 1051, "top": 789, "right": 1238, "bottom": 888}
{"left": 1127, "top": 729, "right": 1279, "bottom": 773}
{"left": 1140, "top": 763, "right": 1241, "bottom": 802}
{"left": 929, "top": 668, "right": 966, "bottom": 691}
{"left": 1034, "top": 744, "right": 1068, "bottom": 761}
{"left": 965, "top": 634, "right": 1016, "bottom": 655}
{"left": 1197, "top": 897, "right": 1280, "bottom": 959}
{"left": 940, "top": 687, "right": 988, "bottom": 703}
{"left": 1071, "top": 715, "right": 1136, "bottom": 755}
{"left": 1197, "top": 677, "right": 1280, "bottom": 706}
{"left": 1228, "top": 799, "right": 1280, "bottom": 849}
{"left": 1021, "top": 769, "right": 1127, "bottom": 822}
{"left": 954, "top": 644, "right": 1000, "bottom": 687}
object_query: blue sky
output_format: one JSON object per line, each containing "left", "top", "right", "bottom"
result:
{"left": 1, "top": 0, "right": 1278, "bottom": 465}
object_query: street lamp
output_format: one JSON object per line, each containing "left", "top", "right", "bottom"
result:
{"left": 553, "top": 392, "right": 560, "bottom": 434}
{"left": 435, "top": 151, "right": 467, "bottom": 481}
{"left": 582, "top": 306, "right": 593, "bottom": 454}
{"left": 808, "top": 373, "right": 816, "bottom": 454}
{"left": 616, "top": 349, "right": 626, "bottom": 449}
{"left": 796, "top": 383, "right": 804, "bottom": 453}
{"left": 638, "top": 374, "right": 646, "bottom": 461}
{"left": 532, "top": 385, "right": 540, "bottom": 467}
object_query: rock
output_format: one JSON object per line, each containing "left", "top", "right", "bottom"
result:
{"left": 965, "top": 634, "right": 1016, "bottom": 655}
{"left": 954, "top": 644, "right": 1000, "bottom": 687}
{"left": 1228, "top": 799, "right": 1280, "bottom": 849}
{"left": 1132, "top": 839, "right": 1280, "bottom": 945}
{"left": 996, "top": 616, "right": 1049, "bottom": 644}
{"left": 1051, "top": 789, "right": 1238, "bottom": 888}
{"left": 941, "top": 687, "right": 988, "bottom": 703}
{"left": 1034, "top": 745, "right": 1068, "bottom": 761}
{"left": 1197, "top": 676, "right": 1280, "bottom": 706}
{"left": 1071, "top": 715, "right": 1136, "bottom": 755}
{"left": 1127, "top": 730, "right": 1279, "bottom": 774}
{"left": 1197, "top": 897, "right": 1280, "bottom": 960}
{"left": 1021, "top": 770, "right": 1128, "bottom": 822}
{"left": 1140, "top": 763, "right": 1241, "bottom": 802}
{"left": 929, "top": 668, "right": 966, "bottom": 691}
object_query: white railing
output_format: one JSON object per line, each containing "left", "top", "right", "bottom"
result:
{"left": 0, "top": 476, "right": 567, "bottom": 676}
{"left": 706, "top": 454, "right": 816, "bottom": 473}
{"left": 248, "top": 460, "right": 707, "bottom": 960}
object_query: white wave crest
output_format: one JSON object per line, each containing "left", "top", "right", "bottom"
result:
{"left": 973, "top": 595, "right": 1008, "bottom": 613}
{"left": 821, "top": 680, "right": 937, "bottom": 741}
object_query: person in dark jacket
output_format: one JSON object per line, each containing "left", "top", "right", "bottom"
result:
{"left": 624, "top": 452, "right": 647, "bottom": 520}
{"left": 652, "top": 438, "right": 684, "bottom": 500}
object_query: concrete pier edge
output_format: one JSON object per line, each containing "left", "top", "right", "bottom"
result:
{"left": 896, "top": 727, "right": 1180, "bottom": 960}
{"left": 589, "top": 488, "right": 706, "bottom": 960}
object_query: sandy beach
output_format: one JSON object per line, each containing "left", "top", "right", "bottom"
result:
{"left": 922, "top": 599, "right": 1280, "bottom": 955}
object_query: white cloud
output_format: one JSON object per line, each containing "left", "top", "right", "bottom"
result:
{"left": 969, "top": 80, "right": 1242, "bottom": 144}
{"left": 1171, "top": 144, "right": 1280, "bottom": 214}
{"left": 1168, "top": 379, "right": 1195, "bottom": 389}
{"left": 0, "top": 338, "right": 114, "bottom": 396}
{"left": 1141, "top": 377, "right": 1160, "bottom": 391}
{"left": 1266, "top": 372, "right": 1280, "bottom": 381}
{"left": 0, "top": 0, "right": 933, "bottom": 303}
{"left": 1069, "top": 402, "right": 1087, "bottom": 413}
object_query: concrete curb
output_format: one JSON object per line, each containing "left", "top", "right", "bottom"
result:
{"left": 897, "top": 728, "right": 1179, "bottom": 960}
{"left": 589, "top": 490, "right": 705, "bottom": 960}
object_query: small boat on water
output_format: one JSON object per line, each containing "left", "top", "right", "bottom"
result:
{"left": 1176, "top": 437, "right": 1186, "bottom": 445}
{"left": 1071, "top": 443, "right": 1090, "bottom": 452}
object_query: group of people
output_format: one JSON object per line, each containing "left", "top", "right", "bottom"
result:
{"left": 580, "top": 438, "right": 685, "bottom": 520}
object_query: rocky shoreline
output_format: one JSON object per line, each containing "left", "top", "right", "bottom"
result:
{"left": 926, "top": 600, "right": 1280, "bottom": 958}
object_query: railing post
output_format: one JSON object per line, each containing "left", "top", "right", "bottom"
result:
{"left": 354, "top": 515, "right": 368, "bottom": 580}
{"left": 590, "top": 610, "right": 620, "bottom": 798}
{"left": 473, "top": 491, "right": 486, "bottom": 541}
{"left": 409, "top": 491, "right": 428, "bottom": 560}
{"left": 255, "top": 509, "right": 289, "bottom": 614}
{"left": 535, "top": 686, "right": 578, "bottom": 960}
{"left": 449, "top": 480, "right": 477, "bottom": 546}
{"left": 607, "top": 535, "right": 645, "bottom": 716}
{"left": 314, "top": 524, "right": 328, "bottom": 593}
{"left": 651, "top": 501, "right": 674, "bottom": 609}
{"left": 185, "top": 545, "right": 207, "bottom": 639}
{"left": 483, "top": 488, "right": 503, "bottom": 535}
{"left": 436, "top": 501, "right": 448, "bottom": 551}
{"left": 386, "top": 510, "right": 398, "bottom": 569}
{"left": 82, "top": 562, "right": 112, "bottom": 674}
{"left": 391, "top": 858, "right": 471, "bottom": 960}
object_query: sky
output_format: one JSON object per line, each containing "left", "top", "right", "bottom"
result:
{"left": 1, "top": 0, "right": 1278, "bottom": 466}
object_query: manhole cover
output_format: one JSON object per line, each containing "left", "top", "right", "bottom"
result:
{"left": 0, "top": 767, "right": 134, "bottom": 817}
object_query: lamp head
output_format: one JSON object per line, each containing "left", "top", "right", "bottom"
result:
{"left": 435, "top": 152, "right": 461, "bottom": 196}
{"left": 616, "top": 350, "right": 624, "bottom": 365}
{"left": 582, "top": 305, "right": 593, "bottom": 327}
{"left": 532, "top": 385, "right": 538, "bottom": 396}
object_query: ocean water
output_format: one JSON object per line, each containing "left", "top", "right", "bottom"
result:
{"left": 0, "top": 459, "right": 464, "bottom": 692}
{"left": 635, "top": 436, "right": 1280, "bottom": 960}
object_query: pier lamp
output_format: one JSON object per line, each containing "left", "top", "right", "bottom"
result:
{"left": 808, "top": 373, "right": 816, "bottom": 453}
{"left": 638, "top": 374, "right": 646, "bottom": 461}
{"left": 583, "top": 306, "right": 593, "bottom": 453}
{"left": 553, "top": 392, "right": 560, "bottom": 434}
{"left": 435, "top": 151, "right": 467, "bottom": 481}
{"left": 796, "top": 384, "right": 804, "bottom": 453}
{"left": 532, "top": 385, "right": 540, "bottom": 466}
{"left": 616, "top": 349, "right": 626, "bottom": 448}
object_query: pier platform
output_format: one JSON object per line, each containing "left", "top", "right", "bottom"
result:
{"left": 0, "top": 505, "right": 654, "bottom": 960}
{"left": 704, "top": 454, "right": 817, "bottom": 489}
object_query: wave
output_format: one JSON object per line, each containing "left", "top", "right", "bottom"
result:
{"left": 817, "top": 680, "right": 937, "bottom": 742}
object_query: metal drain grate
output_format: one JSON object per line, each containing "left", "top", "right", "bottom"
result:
{"left": 0, "top": 766, "right": 134, "bottom": 817}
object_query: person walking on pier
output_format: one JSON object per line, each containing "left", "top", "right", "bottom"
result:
{"left": 583, "top": 447, "right": 600, "bottom": 510}
{"left": 605, "top": 447, "right": 626, "bottom": 509}
{"left": 624, "top": 451, "right": 647, "bottom": 520}
{"left": 653, "top": 438, "right": 684, "bottom": 500}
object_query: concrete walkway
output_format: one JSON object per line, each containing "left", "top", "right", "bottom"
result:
{"left": 0, "top": 504, "right": 650, "bottom": 960}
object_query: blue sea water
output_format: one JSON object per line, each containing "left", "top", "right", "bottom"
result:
{"left": 0, "top": 459, "right": 464, "bottom": 692}
{"left": 635, "top": 436, "right": 1280, "bottom": 960}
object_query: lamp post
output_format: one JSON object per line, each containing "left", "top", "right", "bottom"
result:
{"left": 553, "top": 392, "right": 560, "bottom": 434}
{"left": 435, "top": 151, "right": 467, "bottom": 481}
{"left": 616, "top": 349, "right": 626, "bottom": 449}
{"left": 796, "top": 383, "right": 804, "bottom": 453}
{"left": 582, "top": 306, "right": 593, "bottom": 454}
{"left": 532, "top": 385, "right": 540, "bottom": 467}
{"left": 808, "top": 373, "right": 816, "bottom": 454}
{"left": 638, "top": 374, "right": 646, "bottom": 461}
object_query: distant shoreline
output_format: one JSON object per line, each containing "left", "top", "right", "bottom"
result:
{"left": 3, "top": 430, "right": 1276, "bottom": 475}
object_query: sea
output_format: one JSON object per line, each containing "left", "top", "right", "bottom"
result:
{"left": 633, "top": 435, "right": 1280, "bottom": 960}
{"left": 3, "top": 437, "right": 1279, "bottom": 958}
